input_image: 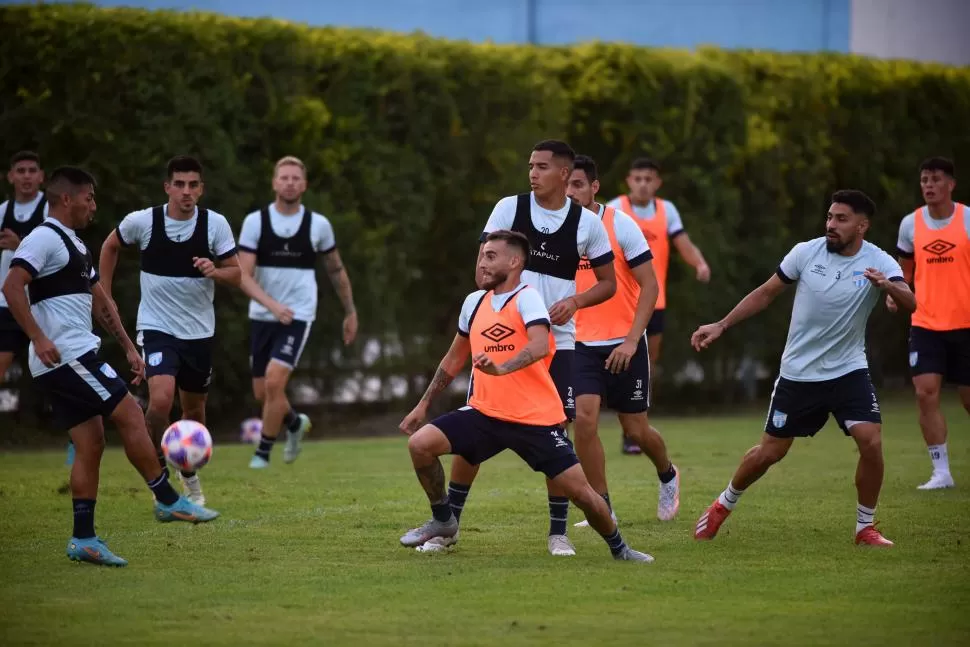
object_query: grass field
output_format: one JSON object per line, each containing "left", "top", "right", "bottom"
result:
{"left": 1, "top": 396, "right": 968, "bottom": 646}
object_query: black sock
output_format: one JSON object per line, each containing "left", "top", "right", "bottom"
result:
{"left": 180, "top": 470, "right": 196, "bottom": 479}
{"left": 602, "top": 527, "right": 628, "bottom": 557}
{"left": 431, "top": 500, "right": 453, "bottom": 523}
{"left": 602, "top": 492, "right": 612, "bottom": 512}
{"left": 72, "top": 498, "right": 96, "bottom": 539}
{"left": 548, "top": 496, "right": 569, "bottom": 536}
{"left": 147, "top": 471, "right": 180, "bottom": 506}
{"left": 255, "top": 434, "right": 276, "bottom": 460}
{"left": 447, "top": 481, "right": 470, "bottom": 523}
{"left": 659, "top": 465, "right": 676, "bottom": 484}
{"left": 283, "top": 409, "right": 300, "bottom": 432}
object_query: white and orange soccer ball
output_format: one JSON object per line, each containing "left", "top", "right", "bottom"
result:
{"left": 162, "top": 420, "right": 213, "bottom": 472}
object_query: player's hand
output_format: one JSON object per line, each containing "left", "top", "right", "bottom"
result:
{"left": 0, "top": 228, "right": 21, "bottom": 251}
{"left": 269, "top": 302, "right": 295, "bottom": 325}
{"left": 399, "top": 403, "right": 428, "bottom": 436}
{"left": 864, "top": 267, "right": 891, "bottom": 290}
{"left": 605, "top": 339, "right": 637, "bottom": 374}
{"left": 696, "top": 262, "right": 711, "bottom": 283}
{"left": 472, "top": 352, "right": 504, "bottom": 376}
{"left": 885, "top": 293, "right": 898, "bottom": 313}
{"left": 691, "top": 322, "right": 725, "bottom": 352}
{"left": 343, "top": 311, "right": 358, "bottom": 345}
{"left": 548, "top": 297, "right": 578, "bottom": 326}
{"left": 192, "top": 257, "right": 217, "bottom": 277}
{"left": 126, "top": 346, "right": 146, "bottom": 385}
{"left": 33, "top": 335, "right": 61, "bottom": 368}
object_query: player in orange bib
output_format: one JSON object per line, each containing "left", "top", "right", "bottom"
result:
{"left": 891, "top": 157, "right": 970, "bottom": 490}
{"left": 567, "top": 155, "right": 681, "bottom": 526}
{"left": 607, "top": 158, "right": 710, "bottom": 454}
{"left": 397, "top": 230, "right": 653, "bottom": 562}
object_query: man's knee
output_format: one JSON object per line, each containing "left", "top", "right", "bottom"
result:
{"left": 753, "top": 438, "right": 790, "bottom": 465}
{"left": 913, "top": 377, "right": 942, "bottom": 405}
{"left": 408, "top": 425, "right": 449, "bottom": 459}
{"left": 851, "top": 424, "right": 883, "bottom": 457}
{"left": 573, "top": 397, "right": 600, "bottom": 438}
{"left": 264, "top": 363, "right": 292, "bottom": 398}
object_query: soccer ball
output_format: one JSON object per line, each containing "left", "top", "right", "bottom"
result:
{"left": 240, "top": 417, "right": 262, "bottom": 444}
{"left": 162, "top": 420, "right": 213, "bottom": 472}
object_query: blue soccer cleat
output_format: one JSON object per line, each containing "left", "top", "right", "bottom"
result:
{"left": 66, "top": 536, "right": 128, "bottom": 567}
{"left": 65, "top": 442, "right": 75, "bottom": 466}
{"left": 249, "top": 455, "right": 269, "bottom": 469}
{"left": 154, "top": 495, "right": 220, "bottom": 523}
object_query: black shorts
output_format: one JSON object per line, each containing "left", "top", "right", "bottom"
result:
{"left": 466, "top": 348, "right": 575, "bottom": 421}
{"left": 250, "top": 319, "right": 312, "bottom": 378}
{"left": 764, "top": 369, "right": 881, "bottom": 438}
{"left": 139, "top": 330, "right": 213, "bottom": 394}
{"left": 575, "top": 338, "right": 650, "bottom": 413}
{"left": 646, "top": 309, "right": 665, "bottom": 336}
{"left": 431, "top": 406, "right": 579, "bottom": 479}
{"left": 33, "top": 351, "right": 129, "bottom": 431}
{"left": 909, "top": 326, "right": 970, "bottom": 386}
{"left": 0, "top": 307, "right": 28, "bottom": 355}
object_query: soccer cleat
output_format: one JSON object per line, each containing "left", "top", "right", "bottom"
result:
{"left": 178, "top": 472, "right": 205, "bottom": 505}
{"left": 855, "top": 523, "right": 894, "bottom": 547}
{"left": 622, "top": 435, "right": 642, "bottom": 455}
{"left": 614, "top": 546, "right": 655, "bottom": 563}
{"left": 399, "top": 517, "right": 459, "bottom": 547}
{"left": 65, "top": 443, "right": 75, "bottom": 467}
{"left": 416, "top": 530, "right": 460, "bottom": 553}
{"left": 66, "top": 537, "right": 128, "bottom": 567}
{"left": 917, "top": 472, "right": 955, "bottom": 490}
{"left": 658, "top": 465, "right": 681, "bottom": 521}
{"left": 249, "top": 455, "right": 270, "bottom": 469}
{"left": 694, "top": 499, "right": 731, "bottom": 540}
{"left": 574, "top": 509, "right": 617, "bottom": 528}
{"left": 154, "top": 495, "right": 219, "bottom": 523}
{"left": 548, "top": 534, "right": 576, "bottom": 556}
{"left": 283, "top": 414, "right": 311, "bottom": 464}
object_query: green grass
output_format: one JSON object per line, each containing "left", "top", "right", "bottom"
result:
{"left": 1, "top": 396, "right": 968, "bottom": 646}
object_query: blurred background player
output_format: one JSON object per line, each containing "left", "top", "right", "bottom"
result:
{"left": 607, "top": 158, "right": 711, "bottom": 454}
{"left": 2, "top": 166, "right": 217, "bottom": 567}
{"left": 691, "top": 190, "right": 914, "bottom": 547}
{"left": 99, "top": 155, "right": 240, "bottom": 505}
{"left": 566, "top": 155, "right": 680, "bottom": 527}
{"left": 891, "top": 157, "right": 970, "bottom": 490}
{"left": 238, "top": 156, "right": 358, "bottom": 469}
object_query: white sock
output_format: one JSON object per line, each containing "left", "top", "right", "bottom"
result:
{"left": 717, "top": 483, "right": 744, "bottom": 510}
{"left": 928, "top": 444, "right": 950, "bottom": 475}
{"left": 856, "top": 503, "right": 875, "bottom": 534}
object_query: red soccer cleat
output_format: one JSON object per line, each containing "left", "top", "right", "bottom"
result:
{"left": 855, "top": 523, "right": 894, "bottom": 547}
{"left": 694, "top": 499, "right": 731, "bottom": 540}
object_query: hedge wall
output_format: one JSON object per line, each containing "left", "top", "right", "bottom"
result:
{"left": 1, "top": 4, "right": 968, "bottom": 429}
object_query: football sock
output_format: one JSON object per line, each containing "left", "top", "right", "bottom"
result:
{"left": 856, "top": 503, "right": 875, "bottom": 535}
{"left": 447, "top": 481, "right": 470, "bottom": 523}
{"left": 928, "top": 444, "right": 950, "bottom": 474}
{"left": 717, "top": 482, "right": 744, "bottom": 510}
{"left": 283, "top": 409, "right": 301, "bottom": 432}
{"left": 601, "top": 527, "right": 628, "bottom": 557}
{"left": 431, "top": 500, "right": 453, "bottom": 523}
{"left": 72, "top": 499, "right": 96, "bottom": 539}
{"left": 146, "top": 472, "right": 179, "bottom": 506}
{"left": 255, "top": 434, "right": 276, "bottom": 461}
{"left": 548, "top": 496, "right": 569, "bottom": 536}
{"left": 659, "top": 465, "right": 677, "bottom": 484}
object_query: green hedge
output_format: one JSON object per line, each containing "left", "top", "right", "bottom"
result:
{"left": 1, "top": 4, "right": 968, "bottom": 429}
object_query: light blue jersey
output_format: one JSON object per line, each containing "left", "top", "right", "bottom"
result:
{"left": 776, "top": 237, "right": 903, "bottom": 382}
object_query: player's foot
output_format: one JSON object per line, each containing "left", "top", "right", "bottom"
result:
{"left": 547, "top": 534, "right": 576, "bottom": 556}
{"left": 249, "top": 455, "right": 270, "bottom": 469}
{"left": 416, "top": 530, "right": 460, "bottom": 553}
{"left": 658, "top": 465, "right": 681, "bottom": 521}
{"left": 65, "top": 443, "right": 75, "bottom": 467}
{"left": 614, "top": 546, "right": 655, "bottom": 563}
{"left": 855, "top": 524, "right": 894, "bottom": 547}
{"left": 283, "top": 414, "right": 311, "bottom": 464}
{"left": 573, "top": 509, "right": 617, "bottom": 528}
{"left": 694, "top": 499, "right": 731, "bottom": 540}
{"left": 399, "top": 517, "right": 459, "bottom": 547}
{"left": 917, "top": 472, "right": 955, "bottom": 490}
{"left": 622, "top": 435, "right": 641, "bottom": 455}
{"left": 66, "top": 536, "right": 128, "bottom": 567}
{"left": 154, "top": 495, "right": 220, "bottom": 523}
{"left": 178, "top": 473, "right": 205, "bottom": 505}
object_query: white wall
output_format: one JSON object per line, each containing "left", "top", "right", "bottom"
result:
{"left": 851, "top": 0, "right": 970, "bottom": 65}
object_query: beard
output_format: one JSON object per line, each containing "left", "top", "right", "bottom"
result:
{"left": 825, "top": 232, "right": 848, "bottom": 253}
{"left": 479, "top": 270, "right": 508, "bottom": 291}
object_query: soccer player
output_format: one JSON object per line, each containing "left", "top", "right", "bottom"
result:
{"left": 238, "top": 156, "right": 358, "bottom": 468}
{"left": 398, "top": 230, "right": 652, "bottom": 563}
{"left": 1, "top": 167, "right": 218, "bottom": 567}
{"left": 566, "top": 155, "right": 681, "bottom": 526}
{"left": 691, "top": 190, "right": 914, "bottom": 547}
{"left": 407, "top": 140, "right": 617, "bottom": 557}
{"left": 99, "top": 156, "right": 240, "bottom": 505}
{"left": 891, "top": 157, "right": 970, "bottom": 490}
{"left": 607, "top": 158, "right": 710, "bottom": 454}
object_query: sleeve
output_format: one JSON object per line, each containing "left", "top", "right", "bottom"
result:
{"left": 89, "top": 266, "right": 100, "bottom": 285}
{"left": 881, "top": 251, "right": 906, "bottom": 282}
{"left": 613, "top": 212, "right": 652, "bottom": 268}
{"left": 517, "top": 287, "right": 551, "bottom": 329}
{"left": 776, "top": 242, "right": 807, "bottom": 284}
{"left": 237, "top": 212, "right": 261, "bottom": 254}
{"left": 457, "top": 291, "right": 486, "bottom": 336}
{"left": 665, "top": 201, "right": 685, "bottom": 238}
{"left": 10, "top": 230, "right": 51, "bottom": 277}
{"left": 605, "top": 197, "right": 623, "bottom": 210}
{"left": 581, "top": 212, "right": 615, "bottom": 268}
{"left": 314, "top": 214, "right": 337, "bottom": 254}
{"left": 896, "top": 213, "right": 915, "bottom": 258}
{"left": 116, "top": 209, "right": 150, "bottom": 248}
{"left": 479, "top": 196, "right": 516, "bottom": 242}
{"left": 210, "top": 214, "right": 238, "bottom": 260}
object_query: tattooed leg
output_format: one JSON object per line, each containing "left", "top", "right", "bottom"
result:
{"left": 414, "top": 459, "right": 447, "bottom": 504}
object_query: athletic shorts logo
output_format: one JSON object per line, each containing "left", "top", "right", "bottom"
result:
{"left": 148, "top": 352, "right": 163, "bottom": 367}
{"left": 481, "top": 323, "right": 515, "bottom": 343}
{"left": 632, "top": 389, "right": 643, "bottom": 400}
{"left": 100, "top": 363, "right": 117, "bottom": 379}
{"left": 280, "top": 335, "right": 295, "bottom": 357}
{"left": 550, "top": 429, "right": 569, "bottom": 448}
{"left": 771, "top": 410, "right": 787, "bottom": 428}
{"left": 909, "top": 351, "right": 918, "bottom": 367}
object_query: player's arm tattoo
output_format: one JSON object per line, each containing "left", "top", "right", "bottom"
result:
{"left": 498, "top": 348, "right": 537, "bottom": 374}
{"left": 420, "top": 367, "right": 455, "bottom": 405}
{"left": 323, "top": 250, "right": 356, "bottom": 314}
{"left": 93, "top": 301, "right": 130, "bottom": 347}
{"left": 415, "top": 459, "right": 448, "bottom": 504}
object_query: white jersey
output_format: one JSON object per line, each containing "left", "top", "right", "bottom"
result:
{"left": 0, "top": 192, "right": 49, "bottom": 309}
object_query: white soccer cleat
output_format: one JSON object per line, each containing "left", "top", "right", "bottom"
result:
{"left": 283, "top": 414, "right": 311, "bottom": 464}
{"left": 574, "top": 509, "right": 617, "bottom": 528}
{"left": 657, "top": 465, "right": 681, "bottom": 521}
{"left": 917, "top": 472, "right": 955, "bottom": 490}
{"left": 548, "top": 534, "right": 576, "bottom": 556}
{"left": 178, "top": 472, "right": 206, "bottom": 506}
{"left": 416, "top": 531, "right": 460, "bottom": 553}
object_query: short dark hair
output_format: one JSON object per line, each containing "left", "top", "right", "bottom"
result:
{"left": 485, "top": 229, "right": 531, "bottom": 260}
{"left": 573, "top": 154, "right": 598, "bottom": 183}
{"left": 166, "top": 155, "right": 203, "bottom": 179}
{"left": 45, "top": 166, "right": 97, "bottom": 200}
{"left": 630, "top": 157, "right": 661, "bottom": 173}
{"left": 919, "top": 157, "right": 955, "bottom": 178}
{"left": 10, "top": 151, "right": 40, "bottom": 168}
{"left": 831, "top": 189, "right": 876, "bottom": 218}
{"left": 532, "top": 140, "right": 575, "bottom": 164}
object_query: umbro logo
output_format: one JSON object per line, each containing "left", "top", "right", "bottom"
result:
{"left": 481, "top": 323, "right": 515, "bottom": 343}
{"left": 922, "top": 239, "right": 956, "bottom": 256}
